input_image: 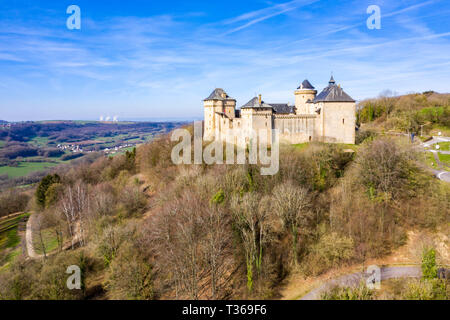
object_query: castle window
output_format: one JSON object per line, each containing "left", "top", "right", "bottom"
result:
{"left": 342, "top": 118, "right": 345, "bottom": 124}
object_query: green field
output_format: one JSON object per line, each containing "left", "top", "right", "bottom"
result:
{"left": 437, "top": 141, "right": 450, "bottom": 151}
{"left": 0, "top": 161, "right": 60, "bottom": 178}
{"left": 425, "top": 152, "right": 438, "bottom": 168}
{"left": 29, "top": 136, "right": 49, "bottom": 147}
{"left": 33, "top": 228, "right": 60, "bottom": 255}
{"left": 438, "top": 152, "right": 450, "bottom": 168}
{"left": 0, "top": 213, "right": 30, "bottom": 270}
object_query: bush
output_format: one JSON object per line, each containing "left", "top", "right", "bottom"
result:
{"left": 106, "top": 242, "right": 154, "bottom": 299}
{"left": 312, "top": 232, "right": 354, "bottom": 269}
{"left": 321, "top": 281, "right": 375, "bottom": 300}
{"left": 402, "top": 279, "right": 448, "bottom": 300}
{"left": 356, "top": 138, "right": 416, "bottom": 200}
{"left": 421, "top": 247, "right": 438, "bottom": 280}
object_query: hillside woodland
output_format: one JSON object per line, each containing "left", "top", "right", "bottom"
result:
{"left": 357, "top": 91, "right": 450, "bottom": 135}
{"left": 0, "top": 94, "right": 449, "bottom": 300}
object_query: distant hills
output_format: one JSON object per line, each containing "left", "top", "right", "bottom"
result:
{"left": 0, "top": 120, "right": 8, "bottom": 124}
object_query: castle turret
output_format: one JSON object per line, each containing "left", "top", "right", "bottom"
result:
{"left": 294, "top": 79, "right": 317, "bottom": 114}
{"left": 313, "top": 76, "right": 356, "bottom": 144}
{"left": 203, "top": 88, "right": 236, "bottom": 140}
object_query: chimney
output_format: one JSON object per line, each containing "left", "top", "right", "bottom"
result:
{"left": 258, "top": 94, "right": 262, "bottom": 105}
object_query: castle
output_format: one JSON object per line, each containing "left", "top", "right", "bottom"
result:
{"left": 203, "top": 76, "right": 356, "bottom": 145}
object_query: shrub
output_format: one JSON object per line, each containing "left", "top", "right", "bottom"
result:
{"left": 421, "top": 247, "right": 438, "bottom": 280}
{"left": 312, "top": 232, "right": 354, "bottom": 269}
{"left": 321, "top": 281, "right": 375, "bottom": 300}
{"left": 106, "top": 242, "right": 154, "bottom": 300}
{"left": 356, "top": 138, "right": 416, "bottom": 200}
{"left": 402, "top": 279, "right": 448, "bottom": 300}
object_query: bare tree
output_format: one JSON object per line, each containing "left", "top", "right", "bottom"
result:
{"left": 230, "top": 192, "right": 270, "bottom": 292}
{"left": 203, "top": 205, "right": 230, "bottom": 299}
{"left": 148, "top": 191, "right": 206, "bottom": 299}
{"left": 272, "top": 181, "right": 311, "bottom": 266}
{"left": 60, "top": 181, "right": 90, "bottom": 249}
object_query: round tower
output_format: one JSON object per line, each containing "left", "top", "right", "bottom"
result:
{"left": 294, "top": 79, "right": 317, "bottom": 114}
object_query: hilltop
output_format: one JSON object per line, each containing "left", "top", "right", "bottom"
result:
{"left": 357, "top": 91, "right": 450, "bottom": 136}
{"left": 0, "top": 93, "right": 449, "bottom": 300}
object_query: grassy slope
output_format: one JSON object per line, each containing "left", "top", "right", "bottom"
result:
{"left": 0, "top": 161, "right": 61, "bottom": 178}
{"left": 0, "top": 213, "right": 30, "bottom": 270}
{"left": 32, "top": 228, "right": 59, "bottom": 255}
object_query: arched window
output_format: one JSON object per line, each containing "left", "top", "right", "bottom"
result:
{"left": 342, "top": 118, "right": 345, "bottom": 124}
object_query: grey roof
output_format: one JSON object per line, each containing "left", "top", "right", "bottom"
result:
{"left": 240, "top": 97, "right": 272, "bottom": 109}
{"left": 240, "top": 97, "right": 295, "bottom": 114}
{"left": 204, "top": 88, "right": 234, "bottom": 101}
{"left": 314, "top": 78, "right": 355, "bottom": 103}
{"left": 297, "top": 79, "right": 315, "bottom": 90}
{"left": 270, "top": 103, "right": 295, "bottom": 114}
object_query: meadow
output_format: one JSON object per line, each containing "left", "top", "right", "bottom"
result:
{"left": 0, "top": 213, "right": 30, "bottom": 270}
{"left": 0, "top": 161, "right": 61, "bottom": 178}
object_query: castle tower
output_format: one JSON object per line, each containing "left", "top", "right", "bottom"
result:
{"left": 313, "top": 76, "right": 356, "bottom": 144}
{"left": 203, "top": 88, "right": 236, "bottom": 141}
{"left": 294, "top": 79, "right": 317, "bottom": 114}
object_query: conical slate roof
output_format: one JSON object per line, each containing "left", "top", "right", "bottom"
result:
{"left": 328, "top": 75, "right": 335, "bottom": 85}
{"left": 297, "top": 79, "right": 315, "bottom": 90}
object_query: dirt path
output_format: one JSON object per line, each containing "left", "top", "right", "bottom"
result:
{"left": 25, "top": 214, "right": 44, "bottom": 259}
{"left": 300, "top": 266, "right": 421, "bottom": 300}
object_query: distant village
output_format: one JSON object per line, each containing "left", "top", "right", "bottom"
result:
{"left": 56, "top": 143, "right": 136, "bottom": 155}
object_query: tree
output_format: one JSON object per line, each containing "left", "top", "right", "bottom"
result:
{"left": 36, "top": 174, "right": 61, "bottom": 208}
{"left": 230, "top": 192, "right": 271, "bottom": 292}
{"left": 272, "top": 181, "right": 311, "bottom": 266}
{"left": 203, "top": 205, "right": 230, "bottom": 299}
{"left": 60, "top": 181, "right": 89, "bottom": 249}
{"left": 422, "top": 247, "right": 438, "bottom": 280}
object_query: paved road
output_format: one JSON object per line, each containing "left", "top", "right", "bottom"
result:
{"left": 300, "top": 266, "right": 421, "bottom": 300}
{"left": 422, "top": 136, "right": 450, "bottom": 182}
{"left": 431, "top": 169, "right": 450, "bottom": 183}
{"left": 422, "top": 136, "right": 450, "bottom": 148}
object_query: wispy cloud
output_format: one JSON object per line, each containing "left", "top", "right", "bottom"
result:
{"left": 223, "top": 0, "right": 319, "bottom": 35}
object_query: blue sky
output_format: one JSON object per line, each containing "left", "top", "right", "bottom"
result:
{"left": 0, "top": 0, "right": 449, "bottom": 121}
